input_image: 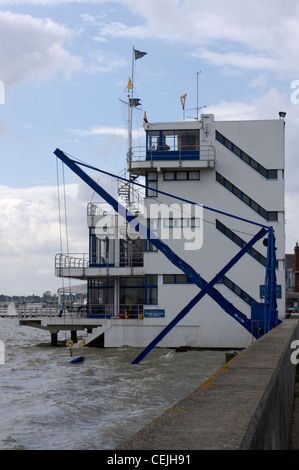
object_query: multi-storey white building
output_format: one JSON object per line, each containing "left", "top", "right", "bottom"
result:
{"left": 55, "top": 112, "right": 285, "bottom": 350}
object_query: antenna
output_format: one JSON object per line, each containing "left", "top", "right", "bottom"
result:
{"left": 186, "top": 71, "right": 207, "bottom": 120}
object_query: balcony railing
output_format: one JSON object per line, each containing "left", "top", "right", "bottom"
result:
{"left": 130, "top": 143, "right": 215, "bottom": 162}
{"left": 55, "top": 252, "right": 144, "bottom": 270}
{"left": 87, "top": 304, "right": 144, "bottom": 319}
{"left": 18, "top": 303, "right": 144, "bottom": 319}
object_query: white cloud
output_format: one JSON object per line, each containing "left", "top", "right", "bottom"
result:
{"left": 92, "top": 0, "right": 299, "bottom": 75}
{"left": 68, "top": 125, "right": 143, "bottom": 138}
{"left": 0, "top": 183, "right": 87, "bottom": 295}
{"left": 85, "top": 50, "right": 127, "bottom": 74}
{"left": 0, "top": 10, "right": 81, "bottom": 88}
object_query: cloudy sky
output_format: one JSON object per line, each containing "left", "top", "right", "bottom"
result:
{"left": 1, "top": 0, "right": 299, "bottom": 296}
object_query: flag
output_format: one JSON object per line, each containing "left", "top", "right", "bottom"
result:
{"left": 134, "top": 49, "right": 147, "bottom": 60}
{"left": 180, "top": 93, "right": 187, "bottom": 110}
{"left": 129, "top": 98, "right": 141, "bottom": 107}
{"left": 127, "top": 77, "right": 133, "bottom": 90}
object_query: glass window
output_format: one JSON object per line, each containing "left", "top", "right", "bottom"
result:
{"left": 242, "top": 152, "right": 250, "bottom": 164}
{"left": 162, "top": 131, "right": 178, "bottom": 151}
{"left": 268, "top": 170, "right": 277, "bottom": 179}
{"left": 147, "top": 131, "right": 159, "bottom": 150}
{"left": 225, "top": 179, "right": 233, "bottom": 192}
{"left": 242, "top": 194, "right": 250, "bottom": 205}
{"left": 259, "top": 166, "right": 267, "bottom": 178}
{"left": 224, "top": 138, "right": 232, "bottom": 150}
{"left": 163, "top": 274, "right": 175, "bottom": 284}
{"left": 146, "top": 275, "right": 157, "bottom": 305}
{"left": 259, "top": 207, "right": 267, "bottom": 219}
{"left": 233, "top": 186, "right": 242, "bottom": 198}
{"left": 176, "top": 274, "right": 188, "bottom": 283}
{"left": 163, "top": 171, "right": 175, "bottom": 180}
{"left": 268, "top": 212, "right": 278, "bottom": 221}
{"left": 186, "top": 130, "right": 199, "bottom": 151}
{"left": 146, "top": 171, "right": 158, "bottom": 197}
{"left": 188, "top": 171, "right": 200, "bottom": 180}
{"left": 233, "top": 146, "right": 241, "bottom": 157}
{"left": 176, "top": 171, "right": 187, "bottom": 180}
{"left": 250, "top": 200, "right": 259, "bottom": 212}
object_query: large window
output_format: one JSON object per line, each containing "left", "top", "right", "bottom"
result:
{"left": 90, "top": 236, "right": 115, "bottom": 266}
{"left": 146, "top": 129, "right": 200, "bottom": 160}
{"left": 120, "top": 238, "right": 145, "bottom": 266}
{"left": 88, "top": 278, "right": 114, "bottom": 315}
{"left": 120, "top": 275, "right": 158, "bottom": 306}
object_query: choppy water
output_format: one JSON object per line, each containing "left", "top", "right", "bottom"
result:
{"left": 0, "top": 318, "right": 225, "bottom": 450}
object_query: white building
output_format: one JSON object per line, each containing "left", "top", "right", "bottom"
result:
{"left": 55, "top": 112, "right": 285, "bottom": 350}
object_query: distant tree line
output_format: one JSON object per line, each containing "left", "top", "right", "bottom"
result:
{"left": 0, "top": 291, "right": 85, "bottom": 304}
{"left": 0, "top": 291, "right": 58, "bottom": 303}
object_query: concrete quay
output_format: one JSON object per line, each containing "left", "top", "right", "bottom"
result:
{"left": 117, "top": 319, "right": 299, "bottom": 450}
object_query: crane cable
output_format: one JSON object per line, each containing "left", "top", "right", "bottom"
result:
{"left": 56, "top": 158, "right": 73, "bottom": 343}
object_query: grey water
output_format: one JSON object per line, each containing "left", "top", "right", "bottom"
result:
{"left": 0, "top": 318, "right": 225, "bottom": 450}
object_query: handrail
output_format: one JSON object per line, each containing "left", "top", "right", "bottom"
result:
{"left": 18, "top": 303, "right": 144, "bottom": 319}
{"left": 130, "top": 143, "right": 215, "bottom": 162}
{"left": 55, "top": 252, "right": 145, "bottom": 269}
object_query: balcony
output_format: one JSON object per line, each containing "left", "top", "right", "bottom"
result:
{"left": 129, "top": 143, "right": 215, "bottom": 174}
{"left": 55, "top": 252, "right": 145, "bottom": 279}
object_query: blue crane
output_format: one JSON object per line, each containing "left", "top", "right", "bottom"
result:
{"left": 54, "top": 148, "right": 279, "bottom": 364}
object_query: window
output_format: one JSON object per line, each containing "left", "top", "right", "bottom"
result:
{"left": 268, "top": 170, "right": 278, "bottom": 179}
{"left": 146, "top": 275, "right": 158, "bottom": 305}
{"left": 176, "top": 171, "right": 187, "bottom": 180}
{"left": 88, "top": 278, "right": 114, "bottom": 315}
{"left": 163, "top": 170, "right": 200, "bottom": 181}
{"left": 147, "top": 131, "right": 159, "bottom": 151}
{"left": 163, "top": 171, "right": 175, "bottom": 181}
{"left": 217, "top": 275, "right": 257, "bottom": 305}
{"left": 163, "top": 274, "right": 192, "bottom": 284}
{"left": 215, "top": 130, "right": 278, "bottom": 180}
{"left": 90, "top": 236, "right": 115, "bottom": 266}
{"left": 216, "top": 172, "right": 278, "bottom": 221}
{"left": 268, "top": 212, "right": 278, "bottom": 221}
{"left": 146, "top": 171, "right": 158, "bottom": 197}
{"left": 119, "top": 276, "right": 158, "bottom": 306}
{"left": 147, "top": 130, "right": 199, "bottom": 152}
{"left": 216, "top": 219, "right": 267, "bottom": 266}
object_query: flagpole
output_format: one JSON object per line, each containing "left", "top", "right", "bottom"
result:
{"left": 127, "top": 47, "right": 134, "bottom": 175}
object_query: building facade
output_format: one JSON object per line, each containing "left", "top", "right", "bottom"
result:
{"left": 55, "top": 113, "right": 285, "bottom": 349}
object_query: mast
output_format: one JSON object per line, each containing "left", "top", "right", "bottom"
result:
{"left": 127, "top": 47, "right": 134, "bottom": 172}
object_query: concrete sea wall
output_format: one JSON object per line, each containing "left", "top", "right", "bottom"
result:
{"left": 117, "top": 319, "right": 299, "bottom": 450}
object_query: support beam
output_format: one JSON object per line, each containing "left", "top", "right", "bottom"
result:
{"left": 71, "top": 330, "right": 77, "bottom": 343}
{"left": 132, "top": 226, "right": 267, "bottom": 364}
{"left": 51, "top": 332, "right": 58, "bottom": 346}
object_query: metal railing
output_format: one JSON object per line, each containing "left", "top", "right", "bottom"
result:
{"left": 130, "top": 143, "right": 215, "bottom": 162}
{"left": 17, "top": 303, "right": 144, "bottom": 319}
{"left": 55, "top": 252, "right": 145, "bottom": 269}
{"left": 88, "top": 304, "right": 144, "bottom": 319}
